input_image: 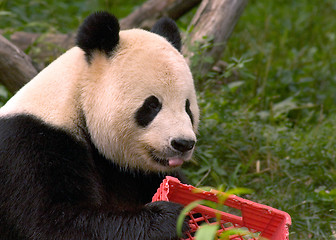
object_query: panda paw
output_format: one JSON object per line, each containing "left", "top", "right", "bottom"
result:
{"left": 144, "top": 201, "right": 189, "bottom": 240}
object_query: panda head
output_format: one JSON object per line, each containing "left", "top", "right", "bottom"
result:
{"left": 77, "top": 12, "right": 199, "bottom": 173}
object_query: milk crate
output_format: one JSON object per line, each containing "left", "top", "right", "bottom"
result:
{"left": 152, "top": 176, "right": 291, "bottom": 240}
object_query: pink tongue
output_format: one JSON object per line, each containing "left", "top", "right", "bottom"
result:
{"left": 168, "top": 158, "right": 184, "bottom": 167}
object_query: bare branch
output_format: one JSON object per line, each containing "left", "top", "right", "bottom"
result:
{"left": 0, "top": 35, "right": 37, "bottom": 93}
{"left": 0, "top": 0, "right": 247, "bottom": 92}
{"left": 182, "top": 0, "right": 248, "bottom": 76}
{"left": 1, "top": 0, "right": 200, "bottom": 68}
{"left": 120, "top": 0, "right": 201, "bottom": 30}
{"left": 7, "top": 31, "right": 75, "bottom": 70}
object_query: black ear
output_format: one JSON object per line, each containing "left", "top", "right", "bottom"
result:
{"left": 76, "top": 11, "right": 120, "bottom": 63}
{"left": 151, "top": 17, "right": 181, "bottom": 52}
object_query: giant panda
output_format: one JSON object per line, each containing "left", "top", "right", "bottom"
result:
{"left": 0, "top": 12, "right": 199, "bottom": 240}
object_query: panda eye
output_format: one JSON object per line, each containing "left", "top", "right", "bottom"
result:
{"left": 185, "top": 99, "right": 194, "bottom": 125}
{"left": 148, "top": 99, "right": 161, "bottom": 110}
{"left": 135, "top": 96, "right": 162, "bottom": 127}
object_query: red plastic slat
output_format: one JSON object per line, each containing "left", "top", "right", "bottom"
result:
{"left": 152, "top": 176, "right": 291, "bottom": 240}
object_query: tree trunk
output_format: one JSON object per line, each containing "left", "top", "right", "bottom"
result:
{"left": 0, "top": 0, "right": 200, "bottom": 71}
{"left": 0, "top": 0, "right": 200, "bottom": 92}
{"left": 182, "top": 0, "right": 248, "bottom": 77}
{"left": 0, "top": 35, "right": 37, "bottom": 93}
{"left": 8, "top": 31, "right": 76, "bottom": 71}
{"left": 120, "top": 0, "right": 201, "bottom": 30}
{"left": 0, "top": 0, "right": 247, "bottom": 92}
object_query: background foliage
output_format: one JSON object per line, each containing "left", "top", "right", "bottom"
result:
{"left": 1, "top": 0, "right": 335, "bottom": 239}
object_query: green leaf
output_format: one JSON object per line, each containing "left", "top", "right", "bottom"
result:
{"left": 220, "top": 228, "right": 252, "bottom": 239}
{"left": 177, "top": 199, "right": 224, "bottom": 237}
{"left": 272, "top": 97, "right": 298, "bottom": 117}
{"left": 227, "top": 81, "right": 244, "bottom": 93}
{"left": 226, "top": 187, "right": 254, "bottom": 196}
{"left": 0, "top": 11, "right": 15, "bottom": 17}
{"left": 0, "top": 85, "right": 9, "bottom": 99}
{"left": 194, "top": 224, "right": 219, "bottom": 240}
{"left": 176, "top": 200, "right": 205, "bottom": 237}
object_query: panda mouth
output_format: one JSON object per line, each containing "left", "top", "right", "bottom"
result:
{"left": 149, "top": 151, "right": 184, "bottom": 168}
{"left": 150, "top": 153, "right": 169, "bottom": 166}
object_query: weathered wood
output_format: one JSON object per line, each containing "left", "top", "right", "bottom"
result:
{"left": 1, "top": 0, "right": 200, "bottom": 68}
{"left": 10, "top": 31, "right": 75, "bottom": 55}
{"left": 182, "top": 0, "right": 248, "bottom": 76}
{"left": 120, "top": 0, "right": 201, "bottom": 30}
{"left": 0, "top": 0, "right": 247, "bottom": 92}
{"left": 0, "top": 35, "right": 37, "bottom": 93}
{"left": 7, "top": 31, "right": 75, "bottom": 70}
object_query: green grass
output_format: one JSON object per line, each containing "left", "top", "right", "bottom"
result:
{"left": 0, "top": 0, "right": 146, "bottom": 34}
{"left": 184, "top": 0, "right": 336, "bottom": 239}
{"left": 1, "top": 0, "right": 336, "bottom": 239}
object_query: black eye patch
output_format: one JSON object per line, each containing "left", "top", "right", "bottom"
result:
{"left": 135, "top": 96, "right": 162, "bottom": 127}
{"left": 185, "top": 99, "right": 194, "bottom": 125}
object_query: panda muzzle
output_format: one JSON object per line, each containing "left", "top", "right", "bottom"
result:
{"left": 150, "top": 151, "right": 186, "bottom": 168}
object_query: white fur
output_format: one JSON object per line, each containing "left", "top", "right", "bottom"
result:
{"left": 0, "top": 47, "right": 86, "bottom": 138}
{"left": 0, "top": 29, "right": 199, "bottom": 172}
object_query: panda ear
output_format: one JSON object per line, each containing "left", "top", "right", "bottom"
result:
{"left": 151, "top": 17, "right": 181, "bottom": 52}
{"left": 76, "top": 11, "right": 120, "bottom": 63}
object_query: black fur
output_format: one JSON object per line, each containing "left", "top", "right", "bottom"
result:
{"left": 185, "top": 99, "right": 194, "bottom": 125}
{"left": 0, "top": 114, "right": 187, "bottom": 239}
{"left": 151, "top": 17, "right": 182, "bottom": 51}
{"left": 76, "top": 11, "right": 120, "bottom": 63}
{"left": 135, "top": 95, "right": 162, "bottom": 127}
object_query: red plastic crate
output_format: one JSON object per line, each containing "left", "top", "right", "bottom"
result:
{"left": 152, "top": 176, "right": 291, "bottom": 240}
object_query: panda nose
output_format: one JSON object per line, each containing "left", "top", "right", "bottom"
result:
{"left": 171, "top": 139, "right": 195, "bottom": 153}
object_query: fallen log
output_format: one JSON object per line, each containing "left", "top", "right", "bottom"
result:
{"left": 0, "top": 35, "right": 37, "bottom": 93}
{"left": 120, "top": 0, "right": 201, "bottom": 30}
{"left": 182, "top": 0, "right": 248, "bottom": 77}
{"left": 0, "top": 0, "right": 247, "bottom": 92}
